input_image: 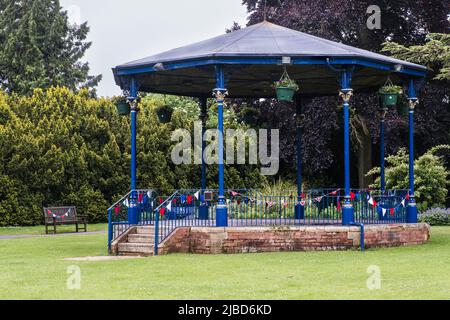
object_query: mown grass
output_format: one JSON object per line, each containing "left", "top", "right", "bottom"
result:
{"left": 0, "top": 226, "right": 449, "bottom": 300}
{"left": 0, "top": 224, "right": 107, "bottom": 236}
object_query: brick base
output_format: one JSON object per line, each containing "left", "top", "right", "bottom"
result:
{"left": 157, "top": 224, "right": 430, "bottom": 255}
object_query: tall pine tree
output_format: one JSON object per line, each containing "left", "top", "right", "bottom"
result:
{"left": 0, "top": 0, "right": 101, "bottom": 95}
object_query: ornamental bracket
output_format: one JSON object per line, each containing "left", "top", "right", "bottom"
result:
{"left": 339, "top": 89, "right": 353, "bottom": 103}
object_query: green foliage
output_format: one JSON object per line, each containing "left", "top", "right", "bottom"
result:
{"left": 0, "top": 0, "right": 101, "bottom": 95}
{"left": 378, "top": 84, "right": 403, "bottom": 94}
{"left": 0, "top": 88, "right": 264, "bottom": 226}
{"left": 419, "top": 208, "right": 450, "bottom": 226}
{"left": 366, "top": 146, "right": 450, "bottom": 211}
{"left": 382, "top": 33, "right": 450, "bottom": 81}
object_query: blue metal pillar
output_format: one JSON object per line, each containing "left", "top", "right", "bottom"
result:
{"left": 295, "top": 97, "right": 304, "bottom": 220}
{"left": 380, "top": 108, "right": 387, "bottom": 191}
{"left": 407, "top": 79, "right": 418, "bottom": 223}
{"left": 199, "top": 97, "right": 209, "bottom": 220}
{"left": 128, "top": 78, "right": 139, "bottom": 225}
{"left": 340, "top": 69, "right": 354, "bottom": 225}
{"left": 214, "top": 65, "right": 228, "bottom": 227}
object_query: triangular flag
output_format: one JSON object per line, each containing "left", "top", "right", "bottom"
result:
{"left": 314, "top": 196, "right": 323, "bottom": 203}
{"left": 166, "top": 201, "right": 172, "bottom": 212}
{"left": 300, "top": 201, "right": 306, "bottom": 206}
{"left": 147, "top": 191, "right": 153, "bottom": 198}
{"left": 382, "top": 208, "right": 387, "bottom": 217}
{"left": 114, "top": 206, "right": 120, "bottom": 215}
{"left": 301, "top": 193, "right": 306, "bottom": 199}
{"left": 138, "top": 193, "right": 144, "bottom": 203}
{"left": 390, "top": 208, "right": 395, "bottom": 216}
{"left": 401, "top": 199, "right": 406, "bottom": 207}
{"left": 372, "top": 199, "right": 378, "bottom": 208}
{"left": 123, "top": 199, "right": 130, "bottom": 207}
{"left": 350, "top": 192, "right": 356, "bottom": 201}
{"left": 159, "top": 208, "right": 165, "bottom": 216}
{"left": 194, "top": 191, "right": 200, "bottom": 200}
{"left": 159, "top": 198, "right": 164, "bottom": 204}
{"left": 337, "top": 198, "right": 341, "bottom": 212}
{"left": 406, "top": 194, "right": 410, "bottom": 201}
{"left": 187, "top": 195, "right": 193, "bottom": 205}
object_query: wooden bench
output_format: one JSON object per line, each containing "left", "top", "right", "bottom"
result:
{"left": 43, "top": 207, "right": 87, "bottom": 234}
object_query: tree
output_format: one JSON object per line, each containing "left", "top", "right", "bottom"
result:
{"left": 0, "top": 0, "right": 101, "bottom": 95}
{"left": 382, "top": 33, "right": 450, "bottom": 81}
{"left": 366, "top": 145, "right": 449, "bottom": 211}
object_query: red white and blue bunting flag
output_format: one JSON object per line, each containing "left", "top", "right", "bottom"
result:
{"left": 230, "top": 191, "right": 241, "bottom": 197}
{"left": 194, "top": 191, "right": 200, "bottom": 200}
{"left": 314, "top": 196, "right": 323, "bottom": 203}
{"left": 47, "top": 209, "right": 71, "bottom": 219}
{"left": 166, "top": 200, "right": 172, "bottom": 212}
{"left": 337, "top": 197, "right": 341, "bottom": 212}
{"left": 159, "top": 208, "right": 165, "bottom": 216}
{"left": 298, "top": 200, "right": 306, "bottom": 207}
{"left": 114, "top": 206, "right": 120, "bottom": 215}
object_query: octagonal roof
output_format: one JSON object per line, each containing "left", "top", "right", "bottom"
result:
{"left": 113, "top": 21, "right": 427, "bottom": 97}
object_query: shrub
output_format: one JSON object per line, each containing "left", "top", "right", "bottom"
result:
{"left": 419, "top": 208, "right": 450, "bottom": 225}
{"left": 366, "top": 145, "right": 449, "bottom": 211}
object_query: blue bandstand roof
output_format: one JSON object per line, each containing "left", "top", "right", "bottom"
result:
{"left": 113, "top": 21, "right": 427, "bottom": 97}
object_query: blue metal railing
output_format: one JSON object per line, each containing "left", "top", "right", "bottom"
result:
{"left": 107, "top": 189, "right": 157, "bottom": 252}
{"left": 108, "top": 188, "right": 410, "bottom": 254}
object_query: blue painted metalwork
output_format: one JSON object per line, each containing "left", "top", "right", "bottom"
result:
{"left": 107, "top": 189, "right": 156, "bottom": 252}
{"left": 149, "top": 188, "right": 408, "bottom": 252}
{"left": 128, "top": 78, "right": 139, "bottom": 224}
{"left": 214, "top": 65, "right": 228, "bottom": 227}
{"left": 340, "top": 70, "right": 355, "bottom": 225}
{"left": 114, "top": 56, "right": 427, "bottom": 79}
{"left": 407, "top": 79, "right": 418, "bottom": 223}
{"left": 380, "top": 110, "right": 386, "bottom": 191}
{"left": 295, "top": 99, "right": 305, "bottom": 219}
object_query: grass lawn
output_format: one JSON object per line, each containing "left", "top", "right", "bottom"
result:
{"left": 0, "top": 226, "right": 449, "bottom": 300}
{"left": 0, "top": 224, "right": 107, "bottom": 236}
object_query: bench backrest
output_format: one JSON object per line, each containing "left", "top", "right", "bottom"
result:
{"left": 43, "top": 207, "right": 77, "bottom": 223}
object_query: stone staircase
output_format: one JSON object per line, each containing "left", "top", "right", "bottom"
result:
{"left": 117, "top": 226, "right": 155, "bottom": 256}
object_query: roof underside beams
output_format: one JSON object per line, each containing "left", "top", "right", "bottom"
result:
{"left": 113, "top": 57, "right": 426, "bottom": 97}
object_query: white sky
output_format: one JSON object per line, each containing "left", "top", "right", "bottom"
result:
{"left": 59, "top": 0, "right": 249, "bottom": 97}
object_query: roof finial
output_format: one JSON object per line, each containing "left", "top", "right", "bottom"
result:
{"left": 263, "top": 0, "right": 267, "bottom": 21}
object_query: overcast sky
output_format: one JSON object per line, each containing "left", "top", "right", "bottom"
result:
{"left": 59, "top": 0, "right": 249, "bottom": 97}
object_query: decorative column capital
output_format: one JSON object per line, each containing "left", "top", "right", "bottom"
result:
{"left": 296, "top": 113, "right": 305, "bottom": 126}
{"left": 127, "top": 96, "right": 139, "bottom": 111}
{"left": 339, "top": 89, "right": 353, "bottom": 103}
{"left": 408, "top": 98, "right": 419, "bottom": 111}
{"left": 212, "top": 88, "right": 228, "bottom": 101}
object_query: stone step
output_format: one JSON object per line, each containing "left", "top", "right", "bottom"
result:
{"left": 118, "top": 242, "right": 154, "bottom": 256}
{"left": 136, "top": 226, "right": 155, "bottom": 234}
{"left": 128, "top": 234, "right": 155, "bottom": 243}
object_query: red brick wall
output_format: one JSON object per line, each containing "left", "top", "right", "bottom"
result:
{"left": 157, "top": 224, "right": 430, "bottom": 255}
